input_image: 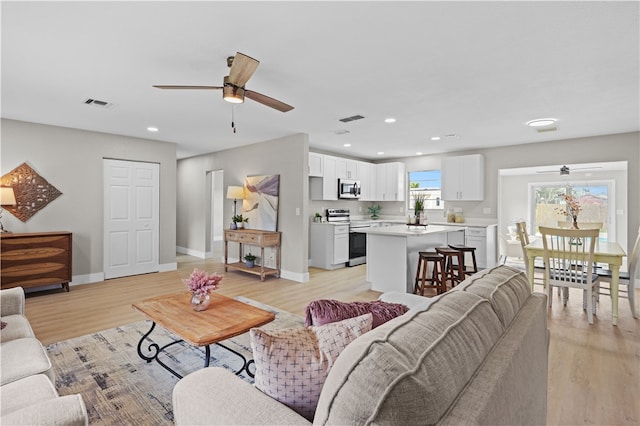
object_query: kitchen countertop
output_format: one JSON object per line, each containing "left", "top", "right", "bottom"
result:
{"left": 360, "top": 224, "right": 467, "bottom": 236}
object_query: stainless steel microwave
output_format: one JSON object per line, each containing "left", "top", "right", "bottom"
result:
{"left": 338, "top": 179, "right": 361, "bottom": 199}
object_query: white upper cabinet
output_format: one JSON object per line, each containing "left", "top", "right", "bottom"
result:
{"left": 308, "top": 152, "right": 324, "bottom": 177}
{"left": 441, "top": 154, "right": 484, "bottom": 201}
{"left": 375, "top": 162, "right": 406, "bottom": 201}
{"left": 310, "top": 155, "right": 338, "bottom": 200}
{"left": 358, "top": 161, "right": 375, "bottom": 201}
{"left": 336, "top": 158, "right": 359, "bottom": 179}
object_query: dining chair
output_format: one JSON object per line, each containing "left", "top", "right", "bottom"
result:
{"left": 556, "top": 221, "right": 603, "bottom": 230}
{"left": 539, "top": 226, "right": 600, "bottom": 324}
{"left": 515, "top": 221, "right": 545, "bottom": 285}
{"left": 595, "top": 225, "right": 639, "bottom": 318}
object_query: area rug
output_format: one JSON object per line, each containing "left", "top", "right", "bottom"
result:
{"left": 46, "top": 297, "right": 304, "bottom": 425}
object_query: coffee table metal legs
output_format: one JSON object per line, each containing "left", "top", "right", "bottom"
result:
{"left": 136, "top": 321, "right": 255, "bottom": 379}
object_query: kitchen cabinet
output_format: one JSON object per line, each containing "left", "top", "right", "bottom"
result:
{"left": 463, "top": 225, "right": 497, "bottom": 269}
{"left": 310, "top": 155, "right": 338, "bottom": 200}
{"left": 309, "top": 223, "right": 349, "bottom": 270}
{"left": 375, "top": 162, "right": 405, "bottom": 201}
{"left": 308, "top": 152, "right": 323, "bottom": 177}
{"left": 358, "top": 162, "right": 375, "bottom": 201}
{"left": 441, "top": 154, "right": 484, "bottom": 201}
{"left": 336, "top": 158, "right": 359, "bottom": 179}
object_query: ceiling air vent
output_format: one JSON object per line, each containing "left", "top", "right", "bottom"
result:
{"left": 84, "top": 98, "right": 113, "bottom": 108}
{"left": 338, "top": 114, "right": 365, "bottom": 123}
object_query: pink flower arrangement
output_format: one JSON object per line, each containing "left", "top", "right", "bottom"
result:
{"left": 556, "top": 194, "right": 582, "bottom": 219}
{"left": 182, "top": 268, "right": 223, "bottom": 296}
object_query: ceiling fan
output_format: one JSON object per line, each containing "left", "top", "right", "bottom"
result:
{"left": 536, "top": 165, "right": 603, "bottom": 175}
{"left": 153, "top": 52, "right": 294, "bottom": 112}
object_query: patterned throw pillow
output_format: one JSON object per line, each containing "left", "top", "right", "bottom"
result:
{"left": 250, "top": 313, "right": 373, "bottom": 420}
{"left": 305, "top": 299, "right": 409, "bottom": 328}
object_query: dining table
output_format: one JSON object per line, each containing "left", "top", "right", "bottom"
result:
{"left": 524, "top": 238, "right": 627, "bottom": 325}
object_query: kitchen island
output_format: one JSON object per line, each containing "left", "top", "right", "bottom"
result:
{"left": 361, "top": 224, "right": 466, "bottom": 293}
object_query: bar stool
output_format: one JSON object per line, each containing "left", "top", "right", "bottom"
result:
{"left": 435, "top": 247, "right": 466, "bottom": 289}
{"left": 448, "top": 244, "right": 478, "bottom": 278}
{"left": 414, "top": 251, "right": 447, "bottom": 296}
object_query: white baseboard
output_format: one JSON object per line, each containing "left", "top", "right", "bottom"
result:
{"left": 176, "top": 246, "right": 206, "bottom": 258}
{"left": 70, "top": 272, "right": 105, "bottom": 286}
{"left": 158, "top": 262, "right": 177, "bottom": 272}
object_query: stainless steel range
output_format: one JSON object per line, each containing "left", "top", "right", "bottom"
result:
{"left": 326, "top": 208, "right": 369, "bottom": 267}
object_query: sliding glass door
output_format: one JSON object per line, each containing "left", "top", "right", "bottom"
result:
{"left": 529, "top": 180, "right": 615, "bottom": 241}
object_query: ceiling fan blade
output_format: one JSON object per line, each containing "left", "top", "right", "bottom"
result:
{"left": 245, "top": 90, "right": 294, "bottom": 112}
{"left": 153, "top": 85, "right": 223, "bottom": 90}
{"left": 228, "top": 52, "right": 259, "bottom": 87}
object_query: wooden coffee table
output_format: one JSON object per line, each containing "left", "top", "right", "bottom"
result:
{"left": 132, "top": 292, "right": 275, "bottom": 378}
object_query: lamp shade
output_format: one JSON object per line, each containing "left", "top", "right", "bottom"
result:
{"left": 0, "top": 187, "right": 16, "bottom": 206}
{"left": 226, "top": 186, "right": 245, "bottom": 200}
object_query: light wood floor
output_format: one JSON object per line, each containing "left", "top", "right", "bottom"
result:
{"left": 22, "top": 249, "right": 640, "bottom": 425}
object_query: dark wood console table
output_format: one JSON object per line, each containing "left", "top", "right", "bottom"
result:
{"left": 0, "top": 231, "right": 73, "bottom": 291}
{"left": 224, "top": 229, "right": 281, "bottom": 281}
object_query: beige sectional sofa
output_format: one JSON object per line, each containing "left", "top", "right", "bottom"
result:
{"left": 0, "top": 287, "right": 88, "bottom": 425}
{"left": 173, "top": 265, "right": 549, "bottom": 425}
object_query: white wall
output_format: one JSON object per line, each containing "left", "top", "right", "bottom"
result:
{"left": 176, "top": 133, "right": 310, "bottom": 282}
{"left": 1, "top": 118, "right": 178, "bottom": 284}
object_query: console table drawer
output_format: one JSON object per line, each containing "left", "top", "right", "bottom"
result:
{"left": 238, "top": 233, "right": 261, "bottom": 244}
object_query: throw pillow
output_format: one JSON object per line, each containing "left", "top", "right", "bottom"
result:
{"left": 250, "top": 313, "right": 373, "bottom": 421}
{"left": 305, "top": 299, "right": 408, "bottom": 328}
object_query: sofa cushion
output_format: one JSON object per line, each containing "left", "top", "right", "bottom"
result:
{"left": 251, "top": 313, "right": 373, "bottom": 421}
{"left": 0, "top": 373, "right": 59, "bottom": 416}
{"left": 453, "top": 265, "right": 531, "bottom": 328}
{"left": 305, "top": 299, "right": 408, "bottom": 328}
{"left": 0, "top": 314, "right": 35, "bottom": 343}
{"left": 314, "top": 291, "right": 504, "bottom": 425}
{"left": 0, "top": 337, "right": 53, "bottom": 385}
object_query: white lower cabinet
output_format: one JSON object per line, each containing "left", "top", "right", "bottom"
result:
{"left": 309, "top": 223, "right": 349, "bottom": 270}
{"left": 463, "top": 225, "right": 497, "bottom": 269}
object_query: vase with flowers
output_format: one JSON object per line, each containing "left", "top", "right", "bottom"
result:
{"left": 182, "top": 268, "right": 223, "bottom": 311}
{"left": 555, "top": 194, "right": 582, "bottom": 229}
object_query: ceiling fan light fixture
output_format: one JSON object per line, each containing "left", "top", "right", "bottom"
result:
{"left": 223, "top": 76, "right": 244, "bottom": 104}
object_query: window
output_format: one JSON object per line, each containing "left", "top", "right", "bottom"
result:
{"left": 529, "top": 181, "right": 614, "bottom": 241}
{"left": 408, "top": 170, "right": 443, "bottom": 210}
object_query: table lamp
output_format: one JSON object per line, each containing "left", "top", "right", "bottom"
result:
{"left": 226, "top": 186, "right": 244, "bottom": 216}
{"left": 0, "top": 187, "right": 17, "bottom": 233}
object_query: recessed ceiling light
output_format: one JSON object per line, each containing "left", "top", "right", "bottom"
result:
{"left": 526, "top": 118, "right": 557, "bottom": 127}
{"left": 431, "top": 136, "right": 441, "bottom": 141}
{"left": 147, "top": 126, "right": 159, "bottom": 132}
{"left": 384, "top": 118, "right": 396, "bottom": 123}
{"left": 377, "top": 152, "right": 384, "bottom": 155}
{"left": 416, "top": 152, "right": 423, "bottom": 155}
{"left": 343, "top": 143, "right": 351, "bottom": 147}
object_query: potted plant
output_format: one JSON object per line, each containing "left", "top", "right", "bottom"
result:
{"left": 413, "top": 194, "right": 428, "bottom": 224}
{"left": 244, "top": 252, "right": 257, "bottom": 268}
{"left": 367, "top": 204, "right": 382, "bottom": 220}
{"left": 232, "top": 214, "right": 248, "bottom": 229}
{"left": 314, "top": 212, "right": 323, "bottom": 223}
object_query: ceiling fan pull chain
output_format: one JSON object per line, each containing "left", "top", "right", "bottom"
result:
{"left": 231, "top": 105, "right": 236, "bottom": 133}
